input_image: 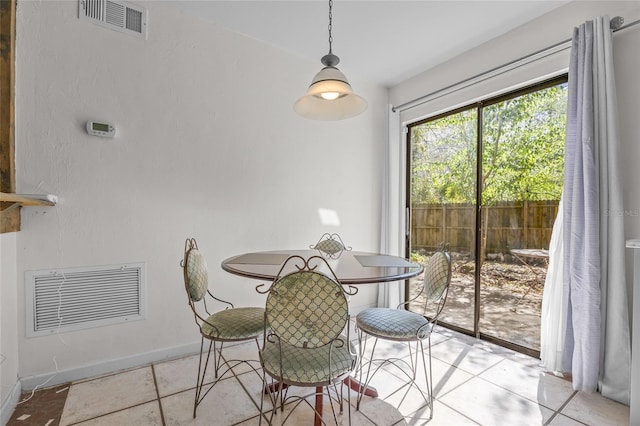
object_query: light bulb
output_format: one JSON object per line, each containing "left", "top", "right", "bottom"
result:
{"left": 320, "top": 92, "right": 340, "bottom": 101}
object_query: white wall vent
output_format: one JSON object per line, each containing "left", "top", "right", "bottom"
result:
{"left": 25, "top": 263, "right": 146, "bottom": 338}
{"left": 79, "top": 0, "right": 147, "bottom": 39}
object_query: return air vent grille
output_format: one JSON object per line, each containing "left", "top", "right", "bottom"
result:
{"left": 26, "top": 263, "right": 146, "bottom": 337}
{"left": 79, "top": 0, "right": 147, "bottom": 39}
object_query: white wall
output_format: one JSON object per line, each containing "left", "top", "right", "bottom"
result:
{"left": 12, "top": 1, "right": 386, "bottom": 388}
{"left": 615, "top": 10, "right": 640, "bottom": 276}
{"left": 392, "top": 2, "right": 639, "bottom": 119}
{"left": 0, "top": 233, "right": 20, "bottom": 424}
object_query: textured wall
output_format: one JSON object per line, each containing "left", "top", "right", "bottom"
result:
{"left": 12, "top": 1, "right": 386, "bottom": 384}
{"left": 1, "top": 232, "right": 19, "bottom": 422}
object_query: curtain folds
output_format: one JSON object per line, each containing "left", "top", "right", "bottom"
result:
{"left": 591, "top": 16, "right": 630, "bottom": 405}
{"left": 540, "top": 197, "right": 566, "bottom": 373}
{"left": 543, "top": 15, "right": 630, "bottom": 404}
{"left": 562, "top": 15, "right": 602, "bottom": 394}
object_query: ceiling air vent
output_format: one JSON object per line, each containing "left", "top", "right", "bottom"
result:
{"left": 79, "top": 0, "right": 147, "bottom": 39}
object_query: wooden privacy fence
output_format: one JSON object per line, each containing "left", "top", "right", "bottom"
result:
{"left": 411, "top": 200, "right": 560, "bottom": 256}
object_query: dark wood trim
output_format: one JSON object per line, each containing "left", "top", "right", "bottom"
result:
{"left": 474, "top": 103, "right": 482, "bottom": 339}
{"left": 0, "top": 0, "right": 19, "bottom": 233}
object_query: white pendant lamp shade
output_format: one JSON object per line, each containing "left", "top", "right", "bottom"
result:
{"left": 294, "top": 0, "right": 367, "bottom": 121}
{"left": 294, "top": 66, "right": 367, "bottom": 120}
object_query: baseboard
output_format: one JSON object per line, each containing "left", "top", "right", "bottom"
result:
{"left": 19, "top": 341, "right": 201, "bottom": 392}
{"left": 0, "top": 379, "right": 21, "bottom": 426}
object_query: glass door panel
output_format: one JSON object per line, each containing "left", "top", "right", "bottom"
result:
{"left": 408, "top": 108, "right": 477, "bottom": 333}
{"left": 478, "top": 84, "right": 566, "bottom": 351}
{"left": 407, "top": 77, "right": 567, "bottom": 355}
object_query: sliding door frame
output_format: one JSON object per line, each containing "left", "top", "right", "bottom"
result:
{"left": 405, "top": 74, "right": 568, "bottom": 357}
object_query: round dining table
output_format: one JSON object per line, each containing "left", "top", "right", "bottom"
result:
{"left": 221, "top": 249, "right": 423, "bottom": 285}
{"left": 221, "top": 248, "right": 423, "bottom": 426}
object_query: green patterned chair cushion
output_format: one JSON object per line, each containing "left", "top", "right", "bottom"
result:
{"left": 186, "top": 248, "right": 208, "bottom": 302}
{"left": 424, "top": 251, "right": 450, "bottom": 303}
{"left": 313, "top": 238, "right": 345, "bottom": 255}
{"left": 201, "top": 306, "right": 265, "bottom": 340}
{"left": 356, "top": 308, "right": 432, "bottom": 341}
{"left": 356, "top": 250, "right": 450, "bottom": 341}
{"left": 266, "top": 271, "right": 348, "bottom": 349}
{"left": 260, "top": 339, "right": 356, "bottom": 386}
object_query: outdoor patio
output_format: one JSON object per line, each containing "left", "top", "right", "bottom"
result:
{"left": 410, "top": 254, "right": 546, "bottom": 352}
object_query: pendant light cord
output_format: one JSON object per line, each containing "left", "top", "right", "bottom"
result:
{"left": 320, "top": 0, "right": 340, "bottom": 67}
{"left": 327, "top": 0, "right": 333, "bottom": 54}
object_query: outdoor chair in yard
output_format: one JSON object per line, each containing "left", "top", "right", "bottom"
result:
{"left": 180, "top": 238, "right": 265, "bottom": 418}
{"left": 355, "top": 242, "right": 452, "bottom": 420}
{"left": 258, "top": 255, "right": 358, "bottom": 425}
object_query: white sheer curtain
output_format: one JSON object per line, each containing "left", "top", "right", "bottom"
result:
{"left": 543, "top": 15, "right": 630, "bottom": 404}
{"left": 540, "top": 197, "right": 566, "bottom": 373}
{"left": 378, "top": 105, "right": 404, "bottom": 308}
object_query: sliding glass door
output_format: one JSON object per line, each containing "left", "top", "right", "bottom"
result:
{"left": 406, "top": 76, "right": 567, "bottom": 354}
{"left": 407, "top": 107, "right": 477, "bottom": 332}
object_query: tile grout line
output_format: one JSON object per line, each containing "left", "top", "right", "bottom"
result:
{"left": 62, "top": 368, "right": 161, "bottom": 426}
{"left": 457, "top": 361, "right": 593, "bottom": 426}
{"left": 427, "top": 351, "right": 501, "bottom": 425}
{"left": 65, "top": 401, "right": 158, "bottom": 425}
{"left": 151, "top": 364, "right": 167, "bottom": 426}
{"left": 222, "top": 349, "right": 272, "bottom": 424}
{"left": 428, "top": 347, "right": 556, "bottom": 424}
{"left": 365, "top": 334, "right": 580, "bottom": 425}
{"left": 543, "top": 390, "right": 582, "bottom": 426}
{"left": 14, "top": 332, "right": 624, "bottom": 425}
{"left": 359, "top": 334, "right": 482, "bottom": 424}
{"left": 433, "top": 399, "right": 483, "bottom": 425}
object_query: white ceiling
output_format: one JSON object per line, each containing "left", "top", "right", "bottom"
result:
{"left": 164, "top": 1, "right": 572, "bottom": 87}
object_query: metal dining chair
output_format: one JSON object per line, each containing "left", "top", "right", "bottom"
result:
{"left": 258, "top": 255, "right": 358, "bottom": 425}
{"left": 310, "top": 233, "right": 352, "bottom": 258}
{"left": 180, "top": 238, "right": 265, "bottom": 418}
{"left": 355, "top": 242, "right": 452, "bottom": 420}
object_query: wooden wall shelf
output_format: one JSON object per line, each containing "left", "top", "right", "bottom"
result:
{"left": 0, "top": 192, "right": 57, "bottom": 207}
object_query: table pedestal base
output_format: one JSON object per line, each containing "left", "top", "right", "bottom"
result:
{"left": 345, "top": 376, "right": 378, "bottom": 397}
{"left": 264, "top": 377, "right": 378, "bottom": 425}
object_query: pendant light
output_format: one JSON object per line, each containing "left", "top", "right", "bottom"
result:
{"left": 294, "top": 0, "right": 367, "bottom": 120}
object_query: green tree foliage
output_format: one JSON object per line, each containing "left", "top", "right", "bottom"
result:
{"left": 411, "top": 84, "right": 567, "bottom": 205}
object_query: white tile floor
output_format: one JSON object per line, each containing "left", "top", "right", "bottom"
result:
{"left": 57, "top": 328, "right": 629, "bottom": 426}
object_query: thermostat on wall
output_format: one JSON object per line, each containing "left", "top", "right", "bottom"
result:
{"left": 86, "top": 120, "right": 116, "bottom": 138}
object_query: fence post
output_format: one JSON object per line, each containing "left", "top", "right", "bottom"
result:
{"left": 481, "top": 205, "right": 488, "bottom": 261}
{"left": 441, "top": 204, "right": 446, "bottom": 247}
{"left": 523, "top": 200, "right": 529, "bottom": 249}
